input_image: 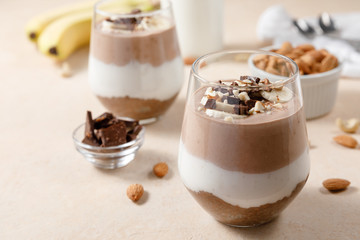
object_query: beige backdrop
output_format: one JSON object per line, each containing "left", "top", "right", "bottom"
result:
{"left": 1, "top": 0, "right": 360, "bottom": 239}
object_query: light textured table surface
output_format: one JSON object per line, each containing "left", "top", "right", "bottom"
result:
{"left": 1, "top": 0, "right": 360, "bottom": 239}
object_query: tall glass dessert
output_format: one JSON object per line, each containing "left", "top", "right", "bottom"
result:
{"left": 178, "top": 51, "right": 310, "bottom": 227}
{"left": 89, "top": 0, "right": 183, "bottom": 123}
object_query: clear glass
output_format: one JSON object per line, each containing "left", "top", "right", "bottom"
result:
{"left": 88, "top": 0, "right": 183, "bottom": 124}
{"left": 178, "top": 50, "right": 310, "bottom": 227}
{"left": 72, "top": 118, "right": 145, "bottom": 169}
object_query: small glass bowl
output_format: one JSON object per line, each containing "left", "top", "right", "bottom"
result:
{"left": 72, "top": 118, "right": 145, "bottom": 169}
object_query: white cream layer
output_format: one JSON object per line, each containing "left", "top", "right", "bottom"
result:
{"left": 89, "top": 55, "right": 184, "bottom": 100}
{"left": 178, "top": 141, "right": 310, "bottom": 208}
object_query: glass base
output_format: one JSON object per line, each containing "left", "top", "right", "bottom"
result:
{"left": 223, "top": 218, "right": 274, "bottom": 228}
{"left": 86, "top": 153, "right": 136, "bottom": 169}
{"left": 139, "top": 117, "right": 159, "bottom": 125}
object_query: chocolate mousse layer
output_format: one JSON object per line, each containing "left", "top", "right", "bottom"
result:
{"left": 188, "top": 178, "right": 307, "bottom": 227}
{"left": 182, "top": 85, "right": 308, "bottom": 174}
{"left": 97, "top": 94, "right": 177, "bottom": 120}
{"left": 91, "top": 21, "right": 180, "bottom": 67}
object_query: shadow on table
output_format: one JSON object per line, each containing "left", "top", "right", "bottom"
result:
{"left": 62, "top": 46, "right": 89, "bottom": 76}
{"left": 146, "top": 97, "right": 186, "bottom": 136}
{"left": 217, "top": 215, "right": 282, "bottom": 239}
{"left": 94, "top": 148, "right": 177, "bottom": 182}
{"left": 219, "top": 185, "right": 359, "bottom": 239}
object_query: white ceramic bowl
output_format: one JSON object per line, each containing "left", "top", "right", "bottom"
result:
{"left": 249, "top": 47, "right": 343, "bottom": 119}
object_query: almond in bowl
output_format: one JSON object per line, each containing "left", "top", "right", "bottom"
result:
{"left": 250, "top": 42, "right": 343, "bottom": 119}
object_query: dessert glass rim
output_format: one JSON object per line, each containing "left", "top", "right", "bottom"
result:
{"left": 192, "top": 50, "right": 299, "bottom": 89}
{"left": 94, "top": 0, "right": 172, "bottom": 18}
{"left": 72, "top": 118, "right": 145, "bottom": 151}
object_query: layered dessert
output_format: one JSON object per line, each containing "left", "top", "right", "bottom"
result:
{"left": 89, "top": 6, "right": 183, "bottom": 120}
{"left": 178, "top": 76, "right": 310, "bottom": 226}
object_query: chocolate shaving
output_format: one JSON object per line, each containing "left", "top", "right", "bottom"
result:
{"left": 248, "top": 91, "right": 265, "bottom": 101}
{"left": 226, "top": 96, "right": 240, "bottom": 105}
{"left": 234, "top": 105, "right": 249, "bottom": 115}
{"left": 214, "top": 86, "right": 228, "bottom": 93}
{"left": 204, "top": 99, "right": 216, "bottom": 109}
{"left": 245, "top": 99, "right": 257, "bottom": 109}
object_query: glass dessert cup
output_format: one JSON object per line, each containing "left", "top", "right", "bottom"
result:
{"left": 178, "top": 50, "right": 310, "bottom": 227}
{"left": 72, "top": 117, "right": 145, "bottom": 169}
{"left": 88, "top": 0, "right": 184, "bottom": 124}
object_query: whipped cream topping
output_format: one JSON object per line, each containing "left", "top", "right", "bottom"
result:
{"left": 198, "top": 76, "right": 293, "bottom": 121}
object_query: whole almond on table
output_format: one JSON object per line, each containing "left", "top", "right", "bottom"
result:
{"left": 153, "top": 162, "right": 169, "bottom": 178}
{"left": 333, "top": 135, "right": 358, "bottom": 149}
{"left": 126, "top": 184, "right": 144, "bottom": 202}
{"left": 183, "top": 57, "right": 197, "bottom": 65}
{"left": 323, "top": 178, "right": 351, "bottom": 192}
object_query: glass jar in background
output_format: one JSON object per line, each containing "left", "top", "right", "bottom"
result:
{"left": 172, "top": 0, "right": 223, "bottom": 58}
{"left": 178, "top": 50, "right": 310, "bottom": 227}
{"left": 89, "top": 0, "right": 184, "bottom": 124}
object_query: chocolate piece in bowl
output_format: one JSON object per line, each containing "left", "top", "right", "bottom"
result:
{"left": 74, "top": 111, "right": 145, "bottom": 169}
{"left": 82, "top": 111, "right": 142, "bottom": 147}
{"left": 83, "top": 111, "right": 100, "bottom": 146}
{"left": 97, "top": 122, "right": 127, "bottom": 147}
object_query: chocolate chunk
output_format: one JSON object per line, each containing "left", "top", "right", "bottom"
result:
{"left": 113, "top": 9, "right": 143, "bottom": 31}
{"left": 245, "top": 99, "right": 257, "bottom": 109}
{"left": 82, "top": 111, "right": 100, "bottom": 146}
{"left": 127, "top": 125, "right": 143, "bottom": 142}
{"left": 81, "top": 111, "right": 143, "bottom": 147}
{"left": 94, "top": 112, "right": 115, "bottom": 129}
{"left": 234, "top": 105, "right": 249, "bottom": 115}
{"left": 132, "top": 125, "right": 143, "bottom": 135}
{"left": 204, "top": 99, "right": 216, "bottom": 109}
{"left": 84, "top": 111, "right": 94, "bottom": 138}
{"left": 124, "top": 120, "right": 139, "bottom": 133}
{"left": 248, "top": 91, "right": 265, "bottom": 101}
{"left": 214, "top": 86, "right": 228, "bottom": 93}
{"left": 97, "top": 122, "right": 127, "bottom": 147}
{"left": 82, "top": 137, "right": 100, "bottom": 146}
{"left": 226, "top": 96, "right": 240, "bottom": 105}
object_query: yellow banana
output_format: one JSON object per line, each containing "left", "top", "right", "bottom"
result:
{"left": 37, "top": 11, "right": 92, "bottom": 61}
{"left": 34, "top": 0, "right": 159, "bottom": 61}
{"left": 25, "top": 1, "right": 96, "bottom": 42}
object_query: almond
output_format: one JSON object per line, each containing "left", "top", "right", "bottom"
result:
{"left": 333, "top": 135, "right": 358, "bottom": 148}
{"left": 277, "top": 41, "right": 293, "bottom": 54}
{"left": 126, "top": 184, "right": 144, "bottom": 202}
{"left": 320, "top": 54, "right": 338, "bottom": 72}
{"left": 323, "top": 178, "right": 351, "bottom": 191}
{"left": 183, "top": 56, "right": 197, "bottom": 65}
{"left": 295, "top": 44, "right": 315, "bottom": 52}
{"left": 153, "top": 162, "right": 169, "bottom": 178}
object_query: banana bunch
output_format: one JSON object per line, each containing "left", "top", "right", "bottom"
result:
{"left": 26, "top": 0, "right": 159, "bottom": 61}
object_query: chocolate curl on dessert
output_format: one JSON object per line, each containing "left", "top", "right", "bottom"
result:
{"left": 110, "top": 8, "right": 143, "bottom": 31}
{"left": 204, "top": 99, "right": 216, "bottom": 109}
